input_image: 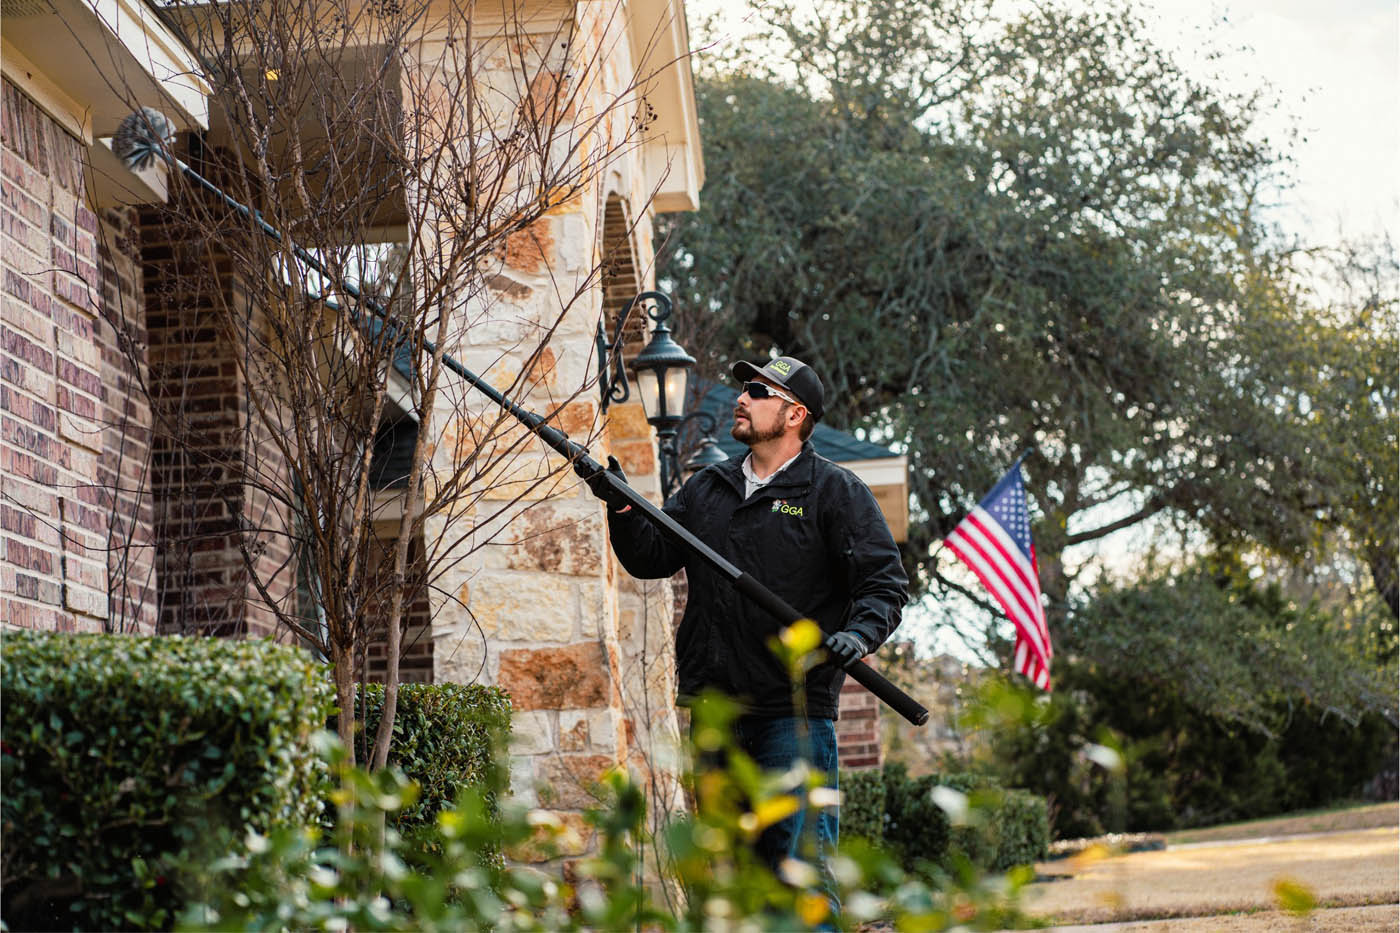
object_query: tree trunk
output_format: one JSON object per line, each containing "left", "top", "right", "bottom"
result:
{"left": 1037, "top": 546, "right": 1070, "bottom": 640}
{"left": 1366, "top": 545, "right": 1399, "bottom": 619}
{"left": 332, "top": 641, "right": 357, "bottom": 767}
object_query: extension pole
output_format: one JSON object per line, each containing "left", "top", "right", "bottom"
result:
{"left": 114, "top": 111, "right": 929, "bottom": 726}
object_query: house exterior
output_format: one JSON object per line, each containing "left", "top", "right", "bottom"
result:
{"left": 2, "top": 0, "right": 207, "bottom": 635}
{"left": 2, "top": 0, "right": 908, "bottom": 873}
{"left": 2, "top": 0, "right": 703, "bottom": 863}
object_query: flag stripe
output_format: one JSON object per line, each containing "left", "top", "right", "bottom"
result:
{"left": 945, "top": 535, "right": 1051, "bottom": 667}
{"left": 944, "top": 464, "right": 1053, "bottom": 691}
{"left": 1014, "top": 640, "right": 1045, "bottom": 688}
{"left": 940, "top": 535, "right": 1052, "bottom": 664}
{"left": 960, "top": 510, "right": 1043, "bottom": 627}
{"left": 946, "top": 517, "right": 1050, "bottom": 662}
{"left": 962, "top": 507, "right": 1052, "bottom": 661}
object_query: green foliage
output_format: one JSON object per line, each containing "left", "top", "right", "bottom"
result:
{"left": 880, "top": 763, "right": 953, "bottom": 871}
{"left": 663, "top": 0, "right": 1398, "bottom": 625}
{"left": 182, "top": 697, "right": 1042, "bottom": 931}
{"left": 974, "top": 564, "right": 1396, "bottom": 838}
{"left": 1, "top": 631, "right": 335, "bottom": 932}
{"left": 854, "top": 763, "right": 1048, "bottom": 877}
{"left": 1273, "top": 878, "right": 1317, "bottom": 917}
{"left": 351, "top": 682, "right": 512, "bottom": 832}
{"left": 839, "top": 767, "right": 886, "bottom": 842}
{"left": 994, "top": 792, "right": 1051, "bottom": 871}
{"left": 1071, "top": 553, "right": 1394, "bottom": 734}
{"left": 1237, "top": 243, "right": 1399, "bottom": 624}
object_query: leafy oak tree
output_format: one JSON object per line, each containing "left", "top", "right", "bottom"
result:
{"left": 980, "top": 552, "right": 1395, "bottom": 837}
{"left": 660, "top": 0, "right": 1397, "bottom": 640}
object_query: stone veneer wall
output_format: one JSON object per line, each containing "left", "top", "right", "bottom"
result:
{"left": 417, "top": 3, "right": 687, "bottom": 870}
{"left": 2, "top": 78, "right": 157, "bottom": 633}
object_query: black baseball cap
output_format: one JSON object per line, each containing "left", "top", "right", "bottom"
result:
{"left": 730, "top": 356, "right": 824, "bottom": 421}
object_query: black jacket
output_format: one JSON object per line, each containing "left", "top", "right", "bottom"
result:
{"left": 607, "top": 442, "right": 908, "bottom": 719}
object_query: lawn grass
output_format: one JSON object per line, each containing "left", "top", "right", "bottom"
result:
{"left": 1024, "top": 825, "right": 1398, "bottom": 927}
{"left": 1163, "top": 801, "right": 1397, "bottom": 846}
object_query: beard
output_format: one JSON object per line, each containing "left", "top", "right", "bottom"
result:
{"left": 731, "top": 411, "right": 785, "bottom": 445}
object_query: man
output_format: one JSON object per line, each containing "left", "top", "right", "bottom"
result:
{"left": 585, "top": 355, "right": 908, "bottom": 875}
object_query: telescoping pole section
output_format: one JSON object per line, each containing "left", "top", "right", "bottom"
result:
{"left": 114, "top": 110, "right": 930, "bottom": 727}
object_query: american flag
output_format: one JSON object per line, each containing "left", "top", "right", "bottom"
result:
{"left": 945, "top": 463, "right": 1052, "bottom": 690}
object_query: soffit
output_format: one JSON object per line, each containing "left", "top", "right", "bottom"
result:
{"left": 1, "top": 0, "right": 209, "bottom": 141}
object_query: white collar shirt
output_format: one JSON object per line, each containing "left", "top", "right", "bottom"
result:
{"left": 741, "top": 449, "right": 803, "bottom": 500}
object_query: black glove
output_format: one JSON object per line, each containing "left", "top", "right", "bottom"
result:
{"left": 824, "top": 630, "right": 869, "bottom": 668}
{"left": 581, "top": 455, "right": 629, "bottom": 511}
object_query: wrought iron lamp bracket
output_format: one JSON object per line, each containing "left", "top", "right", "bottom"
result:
{"left": 596, "top": 291, "right": 675, "bottom": 414}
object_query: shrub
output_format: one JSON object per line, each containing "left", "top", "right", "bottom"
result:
{"left": 991, "top": 790, "right": 1050, "bottom": 870}
{"left": 183, "top": 700, "right": 1041, "bottom": 932}
{"left": 867, "top": 763, "right": 1049, "bottom": 873}
{"left": 351, "top": 682, "right": 512, "bottom": 831}
{"left": 880, "top": 763, "right": 951, "bottom": 870}
{"left": 1, "top": 631, "right": 334, "bottom": 932}
{"left": 839, "top": 767, "right": 886, "bottom": 842}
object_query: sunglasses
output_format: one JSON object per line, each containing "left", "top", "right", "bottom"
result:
{"left": 741, "top": 381, "right": 800, "bottom": 406}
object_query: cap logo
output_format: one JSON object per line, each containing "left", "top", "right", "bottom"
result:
{"left": 769, "top": 359, "right": 792, "bottom": 376}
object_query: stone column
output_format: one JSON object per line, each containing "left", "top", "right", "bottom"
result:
{"left": 407, "top": 2, "right": 686, "bottom": 874}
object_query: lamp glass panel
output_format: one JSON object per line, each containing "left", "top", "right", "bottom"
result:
{"left": 663, "top": 367, "right": 689, "bottom": 419}
{"left": 635, "top": 368, "right": 660, "bottom": 420}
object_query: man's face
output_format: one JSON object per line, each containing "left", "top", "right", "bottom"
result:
{"left": 731, "top": 377, "right": 799, "bottom": 445}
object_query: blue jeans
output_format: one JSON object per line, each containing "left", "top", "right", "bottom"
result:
{"left": 695, "top": 715, "right": 840, "bottom": 888}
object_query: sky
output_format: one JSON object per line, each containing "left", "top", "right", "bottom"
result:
{"left": 686, "top": 0, "right": 1398, "bottom": 660}
{"left": 1139, "top": 0, "right": 1398, "bottom": 246}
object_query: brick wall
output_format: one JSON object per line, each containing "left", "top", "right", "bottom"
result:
{"left": 1, "top": 78, "right": 156, "bottom": 633}
{"left": 138, "top": 149, "right": 293, "bottom": 638}
{"left": 96, "top": 206, "right": 157, "bottom": 630}
{"left": 836, "top": 662, "right": 883, "bottom": 770}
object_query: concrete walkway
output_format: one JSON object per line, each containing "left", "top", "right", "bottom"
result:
{"left": 1045, "top": 904, "right": 1398, "bottom": 932}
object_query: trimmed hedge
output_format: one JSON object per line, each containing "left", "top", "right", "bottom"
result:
{"left": 1, "top": 631, "right": 335, "bottom": 931}
{"left": 993, "top": 789, "right": 1051, "bottom": 869}
{"left": 840, "top": 767, "right": 887, "bottom": 842}
{"left": 351, "top": 682, "right": 512, "bottom": 834}
{"left": 842, "top": 763, "right": 1049, "bottom": 873}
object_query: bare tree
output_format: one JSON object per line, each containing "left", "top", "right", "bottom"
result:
{"left": 99, "top": 0, "right": 674, "bottom": 766}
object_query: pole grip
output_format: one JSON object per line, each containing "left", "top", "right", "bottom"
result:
{"left": 843, "top": 657, "right": 930, "bottom": 726}
{"left": 726, "top": 573, "right": 931, "bottom": 728}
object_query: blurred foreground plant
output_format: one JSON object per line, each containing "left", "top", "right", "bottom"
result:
{"left": 180, "top": 627, "right": 1044, "bottom": 931}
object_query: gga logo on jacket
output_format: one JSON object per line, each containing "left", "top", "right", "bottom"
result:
{"left": 771, "top": 499, "right": 805, "bottom": 518}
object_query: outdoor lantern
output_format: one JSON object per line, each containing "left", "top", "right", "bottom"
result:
{"left": 629, "top": 311, "right": 695, "bottom": 428}
{"left": 681, "top": 430, "right": 729, "bottom": 479}
{"left": 596, "top": 289, "right": 720, "bottom": 496}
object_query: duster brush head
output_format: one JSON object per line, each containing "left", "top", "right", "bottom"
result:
{"left": 112, "top": 108, "right": 175, "bottom": 171}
